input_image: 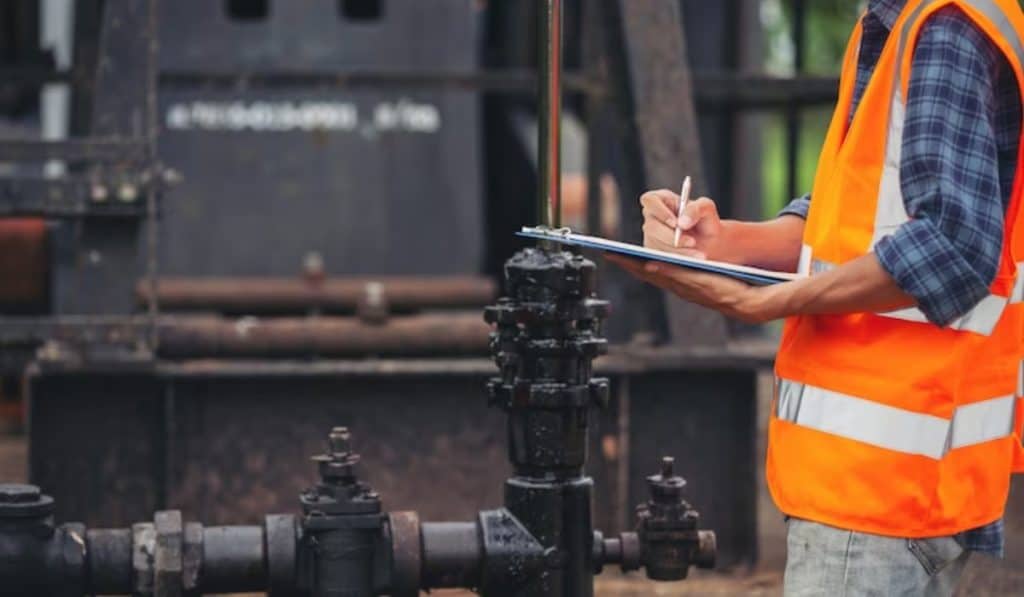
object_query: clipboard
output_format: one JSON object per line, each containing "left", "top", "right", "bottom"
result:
{"left": 517, "top": 227, "right": 800, "bottom": 286}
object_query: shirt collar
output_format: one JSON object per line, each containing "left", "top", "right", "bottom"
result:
{"left": 868, "top": 0, "right": 906, "bottom": 30}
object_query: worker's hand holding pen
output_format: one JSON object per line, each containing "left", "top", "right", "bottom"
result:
{"left": 639, "top": 188, "right": 725, "bottom": 261}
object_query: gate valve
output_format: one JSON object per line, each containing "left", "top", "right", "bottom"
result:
{"left": 635, "top": 457, "right": 716, "bottom": 581}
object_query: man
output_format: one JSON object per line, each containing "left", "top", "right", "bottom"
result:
{"left": 610, "top": 0, "right": 1024, "bottom": 595}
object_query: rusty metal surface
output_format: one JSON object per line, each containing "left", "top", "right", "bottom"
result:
{"left": 155, "top": 340, "right": 776, "bottom": 377}
{"left": 28, "top": 364, "right": 759, "bottom": 567}
{"left": 156, "top": 313, "right": 492, "bottom": 358}
{"left": 0, "top": 219, "right": 47, "bottom": 307}
{"left": 18, "top": 339, "right": 777, "bottom": 377}
{"left": 4, "top": 315, "right": 776, "bottom": 366}
{"left": 137, "top": 276, "right": 498, "bottom": 313}
{"left": 388, "top": 511, "right": 423, "bottom": 596}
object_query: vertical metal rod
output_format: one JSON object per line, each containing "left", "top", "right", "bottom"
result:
{"left": 145, "top": 0, "right": 160, "bottom": 350}
{"left": 537, "top": 0, "right": 563, "bottom": 228}
{"left": 582, "top": 0, "right": 604, "bottom": 237}
{"left": 785, "top": 0, "right": 806, "bottom": 201}
{"left": 616, "top": 377, "right": 631, "bottom": 533}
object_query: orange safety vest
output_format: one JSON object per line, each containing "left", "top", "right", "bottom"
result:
{"left": 770, "top": 0, "right": 1024, "bottom": 538}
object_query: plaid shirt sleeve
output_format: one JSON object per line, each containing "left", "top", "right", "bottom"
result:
{"left": 779, "top": 194, "right": 811, "bottom": 219}
{"left": 874, "top": 9, "right": 1012, "bottom": 326}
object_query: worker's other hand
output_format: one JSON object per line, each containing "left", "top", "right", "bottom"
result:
{"left": 605, "top": 254, "right": 780, "bottom": 324}
{"left": 640, "top": 190, "right": 722, "bottom": 260}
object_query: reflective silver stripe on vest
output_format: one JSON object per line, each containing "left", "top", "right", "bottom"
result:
{"left": 870, "top": 0, "right": 936, "bottom": 246}
{"left": 1018, "top": 362, "right": 1024, "bottom": 443}
{"left": 1013, "top": 263, "right": 1024, "bottom": 303}
{"left": 798, "top": 244, "right": 813, "bottom": 277}
{"left": 950, "top": 394, "right": 1016, "bottom": 449}
{"left": 1011, "top": 362, "right": 1019, "bottom": 442}
{"left": 775, "top": 378, "right": 1016, "bottom": 459}
{"left": 881, "top": 293, "right": 1008, "bottom": 335}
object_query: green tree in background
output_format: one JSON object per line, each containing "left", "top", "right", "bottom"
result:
{"left": 761, "top": 1, "right": 862, "bottom": 217}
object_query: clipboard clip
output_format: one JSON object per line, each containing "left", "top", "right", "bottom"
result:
{"left": 535, "top": 226, "right": 573, "bottom": 237}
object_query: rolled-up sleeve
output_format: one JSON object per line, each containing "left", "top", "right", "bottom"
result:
{"left": 873, "top": 10, "right": 1008, "bottom": 327}
{"left": 779, "top": 193, "right": 811, "bottom": 219}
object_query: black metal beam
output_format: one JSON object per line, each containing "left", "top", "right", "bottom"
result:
{"left": 0, "top": 316, "right": 148, "bottom": 346}
{"left": 0, "top": 176, "right": 148, "bottom": 218}
{"left": 0, "top": 138, "right": 147, "bottom": 163}
{"left": 693, "top": 73, "right": 838, "bottom": 109}
{"left": 159, "top": 69, "right": 599, "bottom": 94}
{"left": 157, "top": 69, "right": 838, "bottom": 107}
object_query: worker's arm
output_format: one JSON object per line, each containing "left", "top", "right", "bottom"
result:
{"left": 626, "top": 190, "right": 917, "bottom": 323}
{"left": 607, "top": 252, "right": 916, "bottom": 324}
{"left": 639, "top": 190, "right": 804, "bottom": 272}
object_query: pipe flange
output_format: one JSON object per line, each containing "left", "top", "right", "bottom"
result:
{"left": 182, "top": 522, "right": 203, "bottom": 593}
{"left": 133, "top": 523, "right": 156, "bottom": 596}
{"left": 266, "top": 514, "right": 298, "bottom": 596}
{"left": 0, "top": 483, "right": 54, "bottom": 519}
{"left": 388, "top": 511, "right": 422, "bottom": 597}
{"left": 154, "top": 511, "right": 184, "bottom": 597}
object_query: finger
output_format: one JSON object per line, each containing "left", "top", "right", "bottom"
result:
{"left": 673, "top": 234, "right": 700, "bottom": 249}
{"left": 639, "top": 190, "right": 681, "bottom": 227}
{"left": 605, "top": 254, "right": 646, "bottom": 272}
{"left": 641, "top": 206, "right": 680, "bottom": 231}
{"left": 642, "top": 228, "right": 703, "bottom": 256}
{"left": 607, "top": 255, "right": 666, "bottom": 281}
{"left": 642, "top": 220, "right": 677, "bottom": 247}
{"left": 678, "top": 197, "right": 718, "bottom": 230}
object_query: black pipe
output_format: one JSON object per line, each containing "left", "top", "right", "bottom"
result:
{"left": 421, "top": 522, "right": 483, "bottom": 588}
{"left": 201, "top": 526, "right": 267, "bottom": 593}
{"left": 85, "top": 529, "right": 132, "bottom": 594}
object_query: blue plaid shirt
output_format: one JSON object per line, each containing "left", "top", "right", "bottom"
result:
{"left": 781, "top": 0, "right": 1021, "bottom": 556}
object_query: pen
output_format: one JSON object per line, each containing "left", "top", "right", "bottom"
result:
{"left": 673, "top": 175, "right": 692, "bottom": 248}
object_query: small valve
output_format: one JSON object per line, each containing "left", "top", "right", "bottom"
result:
{"left": 635, "top": 457, "right": 716, "bottom": 581}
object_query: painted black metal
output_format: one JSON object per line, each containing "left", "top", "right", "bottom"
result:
{"left": 199, "top": 525, "right": 267, "bottom": 593}
{"left": 266, "top": 514, "right": 300, "bottom": 595}
{"left": 0, "top": 485, "right": 85, "bottom": 596}
{"left": 0, "top": 175, "right": 153, "bottom": 218}
{"left": 0, "top": 138, "right": 147, "bottom": 163}
{"left": 84, "top": 528, "right": 133, "bottom": 594}
{"left": 477, "top": 508, "right": 549, "bottom": 594}
{"left": 0, "top": 492, "right": 293, "bottom": 596}
{"left": 154, "top": 0, "right": 482, "bottom": 279}
{"left": 484, "top": 248, "right": 610, "bottom": 596}
{"left": 420, "top": 521, "right": 483, "bottom": 588}
{"left": 298, "top": 427, "right": 385, "bottom": 597}
{"left": 48, "top": 0, "right": 162, "bottom": 321}
{"left": 634, "top": 457, "right": 715, "bottom": 581}
{"left": 157, "top": 68, "right": 840, "bottom": 108}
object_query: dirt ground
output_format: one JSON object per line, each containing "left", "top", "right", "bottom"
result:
{"left": 2, "top": 433, "right": 1022, "bottom": 596}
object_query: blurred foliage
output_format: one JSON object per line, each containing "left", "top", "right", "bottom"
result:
{"left": 760, "top": 1, "right": 862, "bottom": 217}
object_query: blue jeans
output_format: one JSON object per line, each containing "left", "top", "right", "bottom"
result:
{"left": 784, "top": 518, "right": 971, "bottom": 597}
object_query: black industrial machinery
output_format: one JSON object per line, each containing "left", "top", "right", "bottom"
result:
{"left": 0, "top": 241, "right": 715, "bottom": 595}
{"left": 0, "top": 0, "right": 844, "bottom": 575}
